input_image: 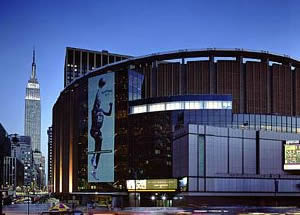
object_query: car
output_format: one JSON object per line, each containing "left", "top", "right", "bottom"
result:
{"left": 23, "top": 198, "right": 32, "bottom": 204}
{"left": 40, "top": 210, "right": 83, "bottom": 215}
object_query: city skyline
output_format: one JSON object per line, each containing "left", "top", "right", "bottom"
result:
{"left": 0, "top": 0, "right": 299, "bottom": 170}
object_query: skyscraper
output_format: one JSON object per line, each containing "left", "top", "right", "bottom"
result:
{"left": 25, "top": 49, "right": 41, "bottom": 152}
{"left": 64, "top": 47, "right": 131, "bottom": 87}
{"left": 8, "top": 134, "right": 32, "bottom": 186}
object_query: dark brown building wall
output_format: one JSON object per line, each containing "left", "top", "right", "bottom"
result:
{"left": 294, "top": 68, "right": 300, "bottom": 115}
{"left": 186, "top": 61, "right": 210, "bottom": 94}
{"left": 157, "top": 63, "right": 180, "bottom": 97}
{"left": 272, "top": 64, "right": 292, "bottom": 115}
{"left": 62, "top": 93, "right": 70, "bottom": 193}
{"left": 245, "top": 62, "right": 268, "bottom": 114}
{"left": 172, "top": 63, "right": 181, "bottom": 96}
{"left": 216, "top": 61, "right": 240, "bottom": 113}
{"left": 52, "top": 103, "right": 58, "bottom": 193}
{"left": 142, "top": 65, "right": 152, "bottom": 98}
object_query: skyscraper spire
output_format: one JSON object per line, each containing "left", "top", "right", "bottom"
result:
{"left": 31, "top": 48, "right": 36, "bottom": 80}
{"left": 33, "top": 48, "right": 35, "bottom": 64}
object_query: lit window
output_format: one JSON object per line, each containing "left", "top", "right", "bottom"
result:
{"left": 166, "top": 102, "right": 182, "bottom": 110}
{"left": 132, "top": 105, "right": 147, "bottom": 114}
{"left": 130, "top": 99, "right": 231, "bottom": 114}
{"left": 149, "top": 103, "right": 165, "bottom": 112}
{"left": 205, "top": 101, "right": 222, "bottom": 109}
{"left": 185, "top": 101, "right": 190, "bottom": 109}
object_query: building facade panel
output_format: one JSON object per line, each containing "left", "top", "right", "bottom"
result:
{"left": 172, "top": 135, "right": 188, "bottom": 178}
{"left": 188, "top": 134, "right": 198, "bottom": 177}
{"left": 186, "top": 61, "right": 210, "bottom": 94}
{"left": 205, "top": 135, "right": 228, "bottom": 177}
{"left": 295, "top": 68, "right": 300, "bottom": 115}
{"left": 243, "top": 138, "right": 257, "bottom": 174}
{"left": 245, "top": 62, "right": 268, "bottom": 114}
{"left": 216, "top": 61, "right": 240, "bottom": 113}
{"left": 272, "top": 64, "right": 292, "bottom": 115}
{"left": 259, "top": 139, "right": 284, "bottom": 175}
{"left": 229, "top": 138, "right": 243, "bottom": 174}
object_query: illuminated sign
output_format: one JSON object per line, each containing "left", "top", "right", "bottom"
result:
{"left": 284, "top": 140, "right": 300, "bottom": 170}
{"left": 126, "top": 179, "right": 177, "bottom": 192}
{"left": 88, "top": 73, "right": 115, "bottom": 182}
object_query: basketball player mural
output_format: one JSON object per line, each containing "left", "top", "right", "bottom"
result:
{"left": 90, "top": 78, "right": 113, "bottom": 180}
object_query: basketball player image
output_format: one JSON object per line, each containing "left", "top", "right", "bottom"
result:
{"left": 90, "top": 78, "right": 113, "bottom": 180}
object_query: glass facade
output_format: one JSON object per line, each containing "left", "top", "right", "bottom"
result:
{"left": 128, "top": 69, "right": 144, "bottom": 101}
{"left": 128, "top": 111, "right": 173, "bottom": 179}
{"left": 128, "top": 109, "right": 233, "bottom": 180}
{"left": 232, "top": 114, "right": 300, "bottom": 133}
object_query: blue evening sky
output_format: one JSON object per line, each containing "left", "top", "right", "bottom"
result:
{"left": 0, "top": 0, "right": 299, "bottom": 165}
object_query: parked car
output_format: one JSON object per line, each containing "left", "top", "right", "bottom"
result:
{"left": 23, "top": 197, "right": 32, "bottom": 204}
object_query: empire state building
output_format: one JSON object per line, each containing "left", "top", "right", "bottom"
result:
{"left": 25, "top": 50, "right": 41, "bottom": 152}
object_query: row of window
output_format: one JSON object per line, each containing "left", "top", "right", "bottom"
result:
{"left": 232, "top": 114, "right": 300, "bottom": 133}
{"left": 130, "top": 100, "right": 232, "bottom": 114}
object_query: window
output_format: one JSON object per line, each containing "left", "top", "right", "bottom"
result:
{"left": 130, "top": 99, "right": 232, "bottom": 114}
{"left": 149, "top": 103, "right": 165, "bottom": 112}
{"left": 132, "top": 105, "right": 147, "bottom": 114}
{"left": 155, "top": 149, "right": 160, "bottom": 155}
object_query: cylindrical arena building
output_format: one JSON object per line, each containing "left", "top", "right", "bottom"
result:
{"left": 52, "top": 48, "right": 300, "bottom": 207}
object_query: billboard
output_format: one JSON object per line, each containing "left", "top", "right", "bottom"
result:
{"left": 126, "top": 179, "right": 177, "bottom": 191}
{"left": 284, "top": 140, "right": 300, "bottom": 170}
{"left": 88, "top": 73, "right": 115, "bottom": 182}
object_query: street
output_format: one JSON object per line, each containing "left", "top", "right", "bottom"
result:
{"left": 3, "top": 203, "right": 51, "bottom": 215}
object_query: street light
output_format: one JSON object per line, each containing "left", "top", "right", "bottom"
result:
{"left": 39, "top": 164, "right": 43, "bottom": 191}
{"left": 27, "top": 187, "right": 30, "bottom": 215}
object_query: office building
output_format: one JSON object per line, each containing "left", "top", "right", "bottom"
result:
{"left": 8, "top": 134, "right": 32, "bottom": 186}
{"left": 0, "top": 123, "right": 11, "bottom": 189}
{"left": 64, "top": 47, "right": 131, "bottom": 87}
{"left": 3, "top": 157, "right": 24, "bottom": 188}
{"left": 33, "top": 151, "right": 46, "bottom": 189}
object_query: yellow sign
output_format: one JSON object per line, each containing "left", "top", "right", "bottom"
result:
{"left": 284, "top": 140, "right": 300, "bottom": 170}
{"left": 126, "top": 179, "right": 177, "bottom": 191}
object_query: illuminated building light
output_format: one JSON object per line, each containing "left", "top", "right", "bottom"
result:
{"left": 69, "top": 139, "right": 73, "bottom": 193}
{"left": 130, "top": 100, "right": 232, "bottom": 114}
{"left": 128, "top": 189, "right": 176, "bottom": 192}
